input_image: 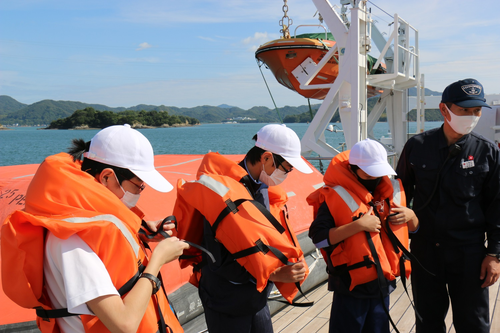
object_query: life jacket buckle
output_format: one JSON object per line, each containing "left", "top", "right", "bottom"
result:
{"left": 225, "top": 199, "right": 239, "bottom": 214}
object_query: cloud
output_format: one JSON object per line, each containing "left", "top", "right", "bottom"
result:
{"left": 136, "top": 42, "right": 152, "bottom": 51}
{"left": 198, "top": 36, "right": 216, "bottom": 42}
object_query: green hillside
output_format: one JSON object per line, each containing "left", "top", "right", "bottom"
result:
{"left": 1, "top": 91, "right": 444, "bottom": 126}
{"left": 0, "top": 95, "right": 28, "bottom": 116}
{"left": 0, "top": 96, "right": 319, "bottom": 126}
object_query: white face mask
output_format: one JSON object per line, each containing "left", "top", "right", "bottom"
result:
{"left": 259, "top": 156, "right": 288, "bottom": 186}
{"left": 113, "top": 173, "right": 141, "bottom": 208}
{"left": 445, "top": 105, "right": 480, "bottom": 135}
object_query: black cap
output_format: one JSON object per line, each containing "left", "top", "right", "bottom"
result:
{"left": 441, "top": 78, "right": 491, "bottom": 109}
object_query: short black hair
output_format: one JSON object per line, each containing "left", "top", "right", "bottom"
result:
{"left": 245, "top": 134, "right": 287, "bottom": 167}
{"left": 246, "top": 146, "right": 266, "bottom": 166}
{"left": 67, "top": 138, "right": 135, "bottom": 183}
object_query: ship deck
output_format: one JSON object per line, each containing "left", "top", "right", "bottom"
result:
{"left": 272, "top": 277, "right": 500, "bottom": 333}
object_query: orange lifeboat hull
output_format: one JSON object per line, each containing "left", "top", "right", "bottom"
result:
{"left": 256, "top": 37, "right": 338, "bottom": 100}
{"left": 256, "top": 37, "right": 383, "bottom": 100}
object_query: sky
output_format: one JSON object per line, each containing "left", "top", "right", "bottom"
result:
{"left": 1, "top": 0, "right": 499, "bottom": 110}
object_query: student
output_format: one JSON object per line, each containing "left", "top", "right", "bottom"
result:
{"left": 2, "top": 124, "right": 189, "bottom": 333}
{"left": 396, "top": 78, "right": 500, "bottom": 332}
{"left": 308, "top": 139, "right": 418, "bottom": 333}
{"left": 174, "top": 124, "right": 313, "bottom": 333}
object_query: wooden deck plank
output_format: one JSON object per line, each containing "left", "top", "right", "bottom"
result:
{"left": 489, "top": 281, "right": 500, "bottom": 332}
{"left": 273, "top": 278, "right": 500, "bottom": 333}
{"left": 274, "top": 284, "right": 331, "bottom": 333}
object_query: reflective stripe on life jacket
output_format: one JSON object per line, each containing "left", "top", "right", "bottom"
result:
{"left": 1, "top": 153, "right": 183, "bottom": 333}
{"left": 174, "top": 152, "right": 307, "bottom": 303}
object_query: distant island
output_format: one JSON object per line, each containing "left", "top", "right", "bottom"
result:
{"left": 46, "top": 107, "right": 199, "bottom": 129}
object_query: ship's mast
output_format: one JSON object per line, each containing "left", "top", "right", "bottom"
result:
{"left": 300, "top": 0, "right": 423, "bottom": 160}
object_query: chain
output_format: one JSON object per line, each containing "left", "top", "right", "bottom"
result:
{"left": 279, "top": 0, "right": 293, "bottom": 38}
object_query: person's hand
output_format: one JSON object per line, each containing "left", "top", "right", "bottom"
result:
{"left": 139, "top": 220, "right": 175, "bottom": 243}
{"left": 388, "top": 204, "right": 415, "bottom": 225}
{"left": 480, "top": 256, "right": 500, "bottom": 288}
{"left": 151, "top": 237, "right": 190, "bottom": 266}
{"left": 357, "top": 207, "right": 381, "bottom": 233}
{"left": 388, "top": 203, "right": 419, "bottom": 232}
{"left": 269, "top": 261, "right": 306, "bottom": 283}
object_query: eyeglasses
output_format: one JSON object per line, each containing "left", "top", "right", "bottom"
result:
{"left": 273, "top": 154, "right": 293, "bottom": 174}
{"left": 115, "top": 170, "right": 146, "bottom": 192}
{"left": 126, "top": 179, "right": 146, "bottom": 192}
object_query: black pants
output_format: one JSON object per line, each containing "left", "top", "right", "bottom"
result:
{"left": 329, "top": 292, "right": 390, "bottom": 333}
{"left": 203, "top": 304, "right": 273, "bottom": 333}
{"left": 411, "top": 240, "right": 490, "bottom": 333}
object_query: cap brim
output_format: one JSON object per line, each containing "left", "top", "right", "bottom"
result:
{"left": 283, "top": 156, "right": 313, "bottom": 174}
{"left": 132, "top": 169, "right": 173, "bottom": 193}
{"left": 455, "top": 100, "right": 491, "bottom": 109}
{"left": 359, "top": 163, "right": 396, "bottom": 178}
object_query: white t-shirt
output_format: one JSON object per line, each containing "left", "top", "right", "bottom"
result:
{"left": 44, "top": 232, "right": 119, "bottom": 333}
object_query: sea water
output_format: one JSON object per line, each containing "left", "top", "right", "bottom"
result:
{"left": 0, "top": 122, "right": 442, "bottom": 167}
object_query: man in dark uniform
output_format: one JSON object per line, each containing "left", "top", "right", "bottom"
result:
{"left": 396, "top": 78, "right": 500, "bottom": 332}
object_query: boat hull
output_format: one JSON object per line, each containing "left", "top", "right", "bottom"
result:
{"left": 256, "top": 37, "right": 382, "bottom": 100}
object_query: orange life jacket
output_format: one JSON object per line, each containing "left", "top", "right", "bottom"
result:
{"left": 1, "top": 153, "right": 183, "bottom": 333}
{"left": 173, "top": 152, "right": 307, "bottom": 303}
{"left": 307, "top": 151, "right": 410, "bottom": 291}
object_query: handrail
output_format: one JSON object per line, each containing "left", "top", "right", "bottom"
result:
{"left": 294, "top": 25, "right": 328, "bottom": 39}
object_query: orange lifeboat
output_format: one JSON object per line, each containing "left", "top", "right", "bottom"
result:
{"left": 255, "top": 32, "right": 384, "bottom": 100}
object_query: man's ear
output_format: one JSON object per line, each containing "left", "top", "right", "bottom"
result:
{"left": 439, "top": 103, "right": 449, "bottom": 121}
{"left": 261, "top": 151, "right": 273, "bottom": 164}
{"left": 98, "top": 168, "right": 114, "bottom": 186}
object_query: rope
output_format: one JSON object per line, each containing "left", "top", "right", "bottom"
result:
{"left": 367, "top": 0, "right": 393, "bottom": 19}
{"left": 257, "top": 59, "right": 283, "bottom": 123}
{"left": 307, "top": 98, "right": 314, "bottom": 121}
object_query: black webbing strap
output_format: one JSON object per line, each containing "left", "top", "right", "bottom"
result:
{"left": 382, "top": 206, "right": 429, "bottom": 323}
{"left": 156, "top": 271, "right": 173, "bottom": 333}
{"left": 232, "top": 239, "right": 313, "bottom": 307}
{"left": 382, "top": 212, "right": 435, "bottom": 277}
{"left": 330, "top": 255, "right": 376, "bottom": 276}
{"left": 269, "top": 284, "right": 314, "bottom": 308}
{"left": 211, "top": 184, "right": 311, "bottom": 307}
{"left": 36, "top": 264, "right": 147, "bottom": 320}
{"left": 36, "top": 307, "right": 74, "bottom": 320}
{"left": 232, "top": 239, "right": 291, "bottom": 266}
{"left": 139, "top": 216, "right": 215, "bottom": 264}
{"left": 211, "top": 198, "right": 286, "bottom": 235}
{"left": 365, "top": 231, "right": 400, "bottom": 333}
{"left": 117, "top": 264, "right": 146, "bottom": 296}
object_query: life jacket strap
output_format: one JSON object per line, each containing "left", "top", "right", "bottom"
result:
{"left": 35, "top": 264, "right": 147, "bottom": 320}
{"left": 139, "top": 216, "right": 215, "bottom": 264}
{"left": 330, "top": 255, "right": 376, "bottom": 276}
{"left": 211, "top": 198, "right": 286, "bottom": 235}
{"left": 231, "top": 239, "right": 291, "bottom": 266}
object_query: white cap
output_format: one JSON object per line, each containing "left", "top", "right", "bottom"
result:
{"left": 349, "top": 139, "right": 396, "bottom": 177}
{"left": 255, "top": 124, "right": 313, "bottom": 174}
{"left": 84, "top": 124, "right": 173, "bottom": 192}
